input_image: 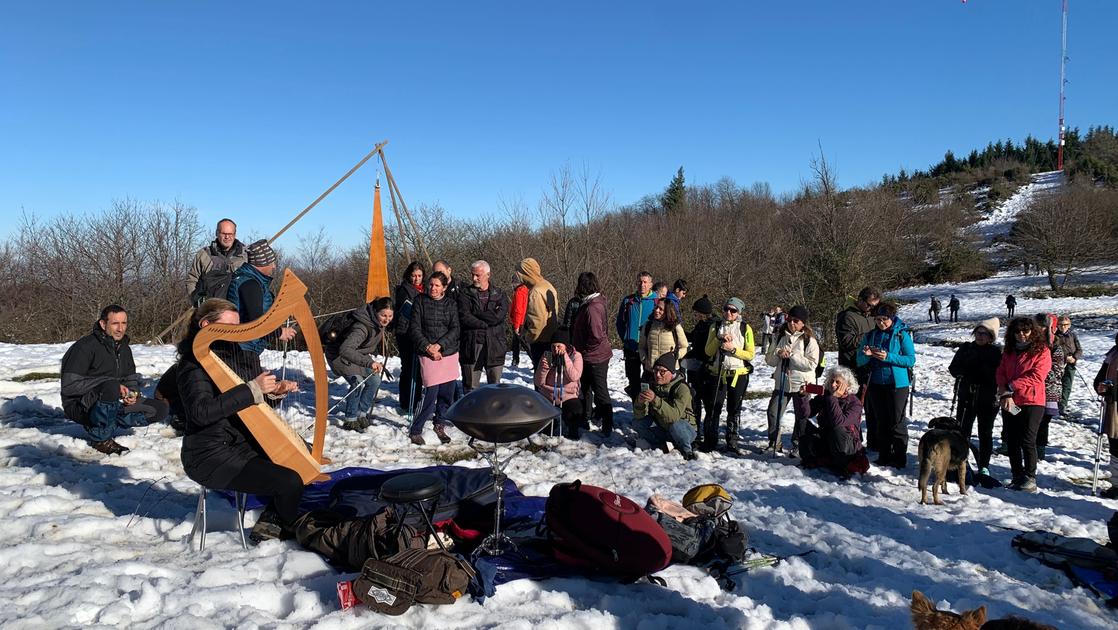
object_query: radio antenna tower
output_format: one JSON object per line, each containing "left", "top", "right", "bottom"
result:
{"left": 1057, "top": 0, "right": 1069, "bottom": 172}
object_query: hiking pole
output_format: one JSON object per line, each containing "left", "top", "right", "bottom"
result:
{"left": 327, "top": 370, "right": 379, "bottom": 415}
{"left": 554, "top": 357, "right": 564, "bottom": 438}
{"left": 1092, "top": 381, "right": 1113, "bottom": 495}
{"left": 406, "top": 353, "right": 419, "bottom": 426}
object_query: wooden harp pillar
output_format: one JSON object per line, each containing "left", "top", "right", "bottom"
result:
{"left": 193, "top": 269, "right": 329, "bottom": 483}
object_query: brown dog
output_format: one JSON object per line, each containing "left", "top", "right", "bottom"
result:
{"left": 911, "top": 590, "right": 986, "bottom": 630}
{"left": 919, "top": 417, "right": 971, "bottom": 505}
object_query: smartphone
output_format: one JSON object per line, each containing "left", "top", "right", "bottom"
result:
{"left": 1005, "top": 400, "right": 1021, "bottom": 415}
{"left": 804, "top": 384, "right": 825, "bottom": 395}
{"left": 640, "top": 383, "right": 650, "bottom": 393}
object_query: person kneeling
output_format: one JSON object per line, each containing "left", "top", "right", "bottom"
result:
{"left": 535, "top": 329, "right": 584, "bottom": 439}
{"left": 800, "top": 366, "right": 868, "bottom": 477}
{"left": 634, "top": 353, "right": 698, "bottom": 460}
{"left": 177, "top": 299, "right": 305, "bottom": 543}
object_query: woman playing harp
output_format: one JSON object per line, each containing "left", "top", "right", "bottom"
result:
{"left": 177, "top": 299, "right": 304, "bottom": 542}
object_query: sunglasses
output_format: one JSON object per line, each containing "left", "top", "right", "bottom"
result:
{"left": 724, "top": 306, "right": 738, "bottom": 313}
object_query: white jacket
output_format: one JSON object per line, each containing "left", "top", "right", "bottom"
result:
{"left": 765, "top": 330, "right": 820, "bottom": 392}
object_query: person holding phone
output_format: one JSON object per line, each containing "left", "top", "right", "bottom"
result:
{"left": 799, "top": 365, "right": 866, "bottom": 475}
{"left": 995, "top": 317, "right": 1051, "bottom": 492}
{"left": 856, "top": 302, "right": 916, "bottom": 469}
{"left": 764, "top": 305, "right": 820, "bottom": 456}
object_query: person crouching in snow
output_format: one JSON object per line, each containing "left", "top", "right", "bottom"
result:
{"left": 634, "top": 353, "right": 699, "bottom": 460}
{"left": 1095, "top": 332, "right": 1118, "bottom": 499}
{"left": 798, "top": 365, "right": 868, "bottom": 476}
{"left": 535, "top": 329, "right": 584, "bottom": 439}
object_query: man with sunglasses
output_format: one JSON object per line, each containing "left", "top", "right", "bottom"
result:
{"left": 701, "top": 297, "right": 755, "bottom": 453}
{"left": 633, "top": 353, "right": 698, "bottom": 460}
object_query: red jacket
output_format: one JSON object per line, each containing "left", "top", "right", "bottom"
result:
{"left": 996, "top": 347, "right": 1051, "bottom": 407}
{"left": 509, "top": 284, "right": 529, "bottom": 330}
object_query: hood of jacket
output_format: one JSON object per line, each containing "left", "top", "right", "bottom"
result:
{"left": 516, "top": 257, "right": 543, "bottom": 286}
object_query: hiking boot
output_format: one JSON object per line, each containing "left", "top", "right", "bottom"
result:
{"left": 978, "top": 467, "right": 990, "bottom": 477}
{"left": 433, "top": 424, "right": 452, "bottom": 444}
{"left": 682, "top": 449, "right": 698, "bottom": 461}
{"left": 249, "top": 507, "right": 289, "bottom": 544}
{"left": 90, "top": 439, "right": 128, "bottom": 455}
{"left": 341, "top": 417, "right": 371, "bottom": 432}
{"left": 1101, "top": 486, "right": 1118, "bottom": 500}
{"left": 409, "top": 434, "right": 426, "bottom": 446}
{"left": 1018, "top": 477, "right": 1038, "bottom": 493}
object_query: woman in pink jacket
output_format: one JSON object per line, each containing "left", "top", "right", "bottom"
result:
{"left": 535, "top": 329, "right": 584, "bottom": 439}
{"left": 996, "top": 317, "right": 1052, "bottom": 492}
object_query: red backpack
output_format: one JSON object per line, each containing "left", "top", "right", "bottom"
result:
{"left": 545, "top": 480, "right": 672, "bottom": 578}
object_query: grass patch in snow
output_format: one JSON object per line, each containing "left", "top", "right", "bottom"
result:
{"left": 432, "top": 447, "right": 479, "bottom": 464}
{"left": 1023, "top": 283, "right": 1118, "bottom": 300}
{"left": 743, "top": 390, "right": 771, "bottom": 400}
{"left": 11, "top": 372, "right": 60, "bottom": 382}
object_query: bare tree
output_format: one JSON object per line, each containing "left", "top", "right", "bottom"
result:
{"left": 1008, "top": 186, "right": 1117, "bottom": 289}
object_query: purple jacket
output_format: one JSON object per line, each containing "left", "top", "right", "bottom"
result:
{"left": 572, "top": 294, "right": 612, "bottom": 364}
{"left": 810, "top": 392, "right": 863, "bottom": 445}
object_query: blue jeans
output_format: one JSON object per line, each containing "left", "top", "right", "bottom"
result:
{"left": 409, "top": 381, "right": 455, "bottom": 436}
{"left": 342, "top": 370, "right": 382, "bottom": 419}
{"left": 635, "top": 416, "right": 697, "bottom": 455}
{"left": 87, "top": 400, "right": 149, "bottom": 441}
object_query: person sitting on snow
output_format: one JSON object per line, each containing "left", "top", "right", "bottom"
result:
{"left": 798, "top": 365, "right": 867, "bottom": 476}
{"left": 633, "top": 353, "right": 698, "bottom": 460}
{"left": 60, "top": 304, "right": 169, "bottom": 454}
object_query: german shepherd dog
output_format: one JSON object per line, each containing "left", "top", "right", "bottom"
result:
{"left": 918, "top": 416, "right": 971, "bottom": 505}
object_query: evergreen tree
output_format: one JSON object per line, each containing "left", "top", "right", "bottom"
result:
{"left": 661, "top": 166, "right": 686, "bottom": 215}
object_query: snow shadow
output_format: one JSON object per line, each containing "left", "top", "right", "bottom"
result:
{"left": 2, "top": 441, "right": 196, "bottom": 522}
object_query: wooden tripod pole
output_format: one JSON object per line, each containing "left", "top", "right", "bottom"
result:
{"left": 378, "top": 147, "right": 432, "bottom": 269}
{"left": 150, "top": 141, "right": 389, "bottom": 344}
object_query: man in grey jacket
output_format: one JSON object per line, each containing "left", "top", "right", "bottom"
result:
{"left": 187, "top": 218, "right": 247, "bottom": 304}
{"left": 1055, "top": 316, "right": 1084, "bottom": 414}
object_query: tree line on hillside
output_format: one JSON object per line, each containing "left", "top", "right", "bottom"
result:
{"left": 2, "top": 141, "right": 1115, "bottom": 345}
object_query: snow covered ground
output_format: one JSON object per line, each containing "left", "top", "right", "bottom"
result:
{"left": 971, "top": 170, "right": 1065, "bottom": 243}
{"left": 2, "top": 268, "right": 1117, "bottom": 628}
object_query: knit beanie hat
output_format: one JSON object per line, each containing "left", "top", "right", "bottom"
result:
{"left": 974, "top": 317, "right": 1000, "bottom": 340}
{"left": 726, "top": 297, "right": 745, "bottom": 313}
{"left": 653, "top": 352, "right": 678, "bottom": 373}
{"left": 692, "top": 294, "right": 713, "bottom": 315}
{"left": 788, "top": 305, "right": 810, "bottom": 321}
{"left": 551, "top": 328, "right": 570, "bottom": 347}
{"left": 246, "top": 239, "right": 277, "bottom": 267}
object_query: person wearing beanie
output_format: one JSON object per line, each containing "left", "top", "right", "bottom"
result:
{"left": 765, "top": 305, "right": 820, "bottom": 456}
{"left": 534, "top": 328, "right": 584, "bottom": 439}
{"left": 702, "top": 296, "right": 756, "bottom": 454}
{"left": 516, "top": 257, "right": 559, "bottom": 368}
{"left": 226, "top": 239, "right": 296, "bottom": 356}
{"left": 948, "top": 317, "right": 1003, "bottom": 476}
{"left": 634, "top": 352, "right": 698, "bottom": 460}
{"left": 856, "top": 302, "right": 916, "bottom": 469}
{"left": 683, "top": 294, "right": 718, "bottom": 432}
{"left": 1093, "top": 331, "right": 1118, "bottom": 498}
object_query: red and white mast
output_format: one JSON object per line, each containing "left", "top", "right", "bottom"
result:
{"left": 1057, "top": 0, "right": 1069, "bottom": 172}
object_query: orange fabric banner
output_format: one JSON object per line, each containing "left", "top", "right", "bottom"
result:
{"left": 365, "top": 183, "right": 390, "bottom": 303}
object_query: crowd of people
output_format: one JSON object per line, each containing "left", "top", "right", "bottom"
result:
{"left": 56, "top": 217, "right": 1118, "bottom": 539}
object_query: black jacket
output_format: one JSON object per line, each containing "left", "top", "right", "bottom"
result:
{"left": 457, "top": 284, "right": 509, "bottom": 367}
{"left": 685, "top": 317, "right": 719, "bottom": 364}
{"left": 409, "top": 294, "right": 460, "bottom": 357}
{"left": 835, "top": 306, "right": 874, "bottom": 370}
{"left": 178, "top": 344, "right": 265, "bottom": 489}
{"left": 393, "top": 282, "right": 422, "bottom": 338}
{"left": 948, "top": 342, "right": 1002, "bottom": 390}
{"left": 331, "top": 304, "right": 391, "bottom": 378}
{"left": 60, "top": 323, "right": 141, "bottom": 420}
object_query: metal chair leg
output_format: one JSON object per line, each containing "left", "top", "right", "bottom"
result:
{"left": 192, "top": 487, "right": 208, "bottom": 552}
{"left": 236, "top": 492, "right": 248, "bottom": 549}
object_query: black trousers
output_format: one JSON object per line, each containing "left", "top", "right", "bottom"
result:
{"left": 622, "top": 348, "right": 643, "bottom": 399}
{"left": 546, "top": 399, "right": 584, "bottom": 439}
{"left": 1037, "top": 412, "right": 1054, "bottom": 451}
{"left": 580, "top": 360, "right": 613, "bottom": 432}
{"left": 529, "top": 342, "right": 549, "bottom": 369}
{"left": 1003, "top": 405, "right": 1044, "bottom": 481}
{"left": 868, "top": 385, "right": 909, "bottom": 467}
{"left": 687, "top": 369, "right": 711, "bottom": 432}
{"left": 956, "top": 384, "right": 997, "bottom": 470}
{"left": 705, "top": 373, "right": 749, "bottom": 449}
{"left": 224, "top": 457, "right": 305, "bottom": 525}
{"left": 397, "top": 341, "right": 421, "bottom": 414}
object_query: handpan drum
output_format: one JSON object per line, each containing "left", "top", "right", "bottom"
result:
{"left": 444, "top": 384, "right": 559, "bottom": 443}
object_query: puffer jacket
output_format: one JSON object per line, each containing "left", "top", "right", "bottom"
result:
{"left": 408, "top": 293, "right": 460, "bottom": 357}
{"left": 535, "top": 349, "right": 584, "bottom": 403}
{"left": 392, "top": 281, "right": 423, "bottom": 337}
{"left": 766, "top": 329, "right": 821, "bottom": 392}
{"left": 948, "top": 342, "right": 1002, "bottom": 390}
{"left": 639, "top": 319, "right": 688, "bottom": 371}
{"left": 330, "top": 303, "right": 390, "bottom": 379}
{"left": 856, "top": 318, "right": 915, "bottom": 388}
{"left": 996, "top": 346, "right": 1052, "bottom": 407}
{"left": 516, "top": 258, "right": 559, "bottom": 344}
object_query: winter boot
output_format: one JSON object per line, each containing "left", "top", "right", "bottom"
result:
{"left": 1018, "top": 477, "right": 1038, "bottom": 493}
{"left": 600, "top": 407, "right": 614, "bottom": 437}
{"left": 725, "top": 415, "right": 741, "bottom": 454}
{"left": 433, "top": 424, "right": 452, "bottom": 444}
{"left": 249, "top": 506, "right": 289, "bottom": 544}
{"left": 90, "top": 439, "right": 128, "bottom": 455}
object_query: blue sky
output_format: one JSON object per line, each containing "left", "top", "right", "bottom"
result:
{"left": 2, "top": 1, "right": 1115, "bottom": 249}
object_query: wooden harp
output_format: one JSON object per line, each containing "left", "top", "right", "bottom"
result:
{"left": 193, "top": 269, "right": 329, "bottom": 484}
